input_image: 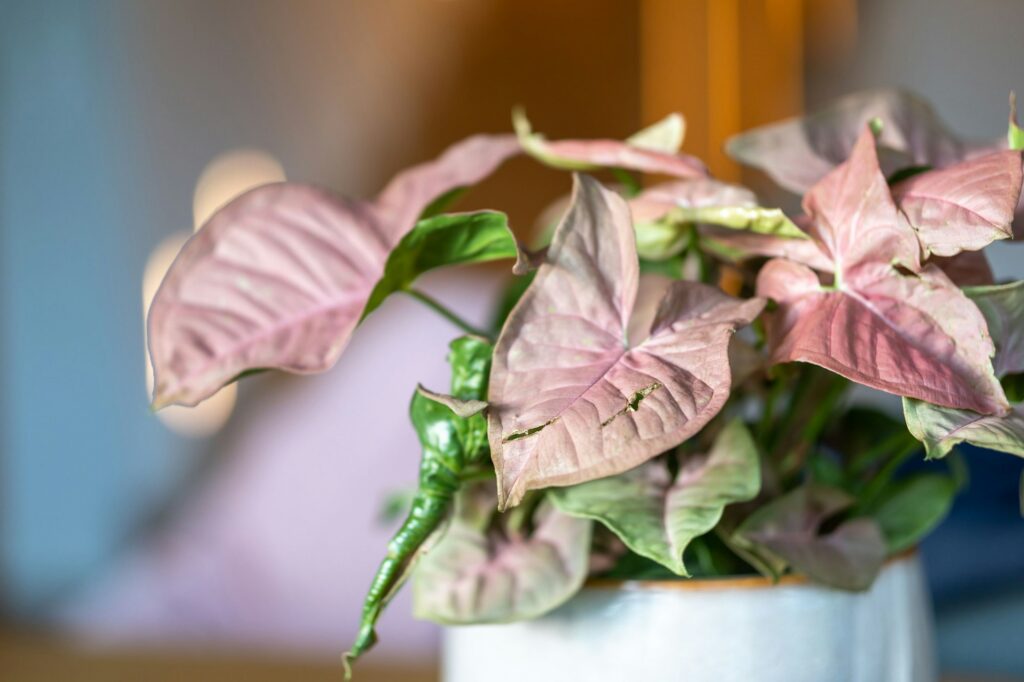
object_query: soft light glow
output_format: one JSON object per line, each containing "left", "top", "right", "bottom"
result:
{"left": 192, "top": 149, "right": 286, "bottom": 230}
{"left": 143, "top": 233, "right": 237, "bottom": 437}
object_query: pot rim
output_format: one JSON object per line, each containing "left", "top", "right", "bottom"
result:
{"left": 583, "top": 549, "right": 917, "bottom": 593}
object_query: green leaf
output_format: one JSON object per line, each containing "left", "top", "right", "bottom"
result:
{"left": 625, "top": 112, "right": 686, "bottom": 152}
{"left": 886, "top": 165, "right": 932, "bottom": 185}
{"left": 490, "top": 271, "right": 535, "bottom": 331}
{"left": 601, "top": 548, "right": 679, "bottom": 580}
{"left": 1002, "top": 373, "right": 1024, "bottom": 402}
{"left": 1009, "top": 92, "right": 1024, "bottom": 151}
{"left": 551, "top": 419, "right": 760, "bottom": 576}
{"left": 664, "top": 205, "right": 808, "bottom": 239}
{"left": 636, "top": 205, "right": 805, "bottom": 263}
{"left": 869, "top": 473, "right": 957, "bottom": 553}
{"left": 904, "top": 281, "right": 1024, "bottom": 460}
{"left": 634, "top": 218, "right": 693, "bottom": 260}
{"left": 362, "top": 211, "right": 517, "bottom": 319}
{"left": 377, "top": 488, "right": 415, "bottom": 525}
{"left": 346, "top": 336, "right": 493, "bottom": 671}
{"left": 639, "top": 256, "right": 684, "bottom": 278}
{"left": 734, "top": 484, "right": 887, "bottom": 591}
{"left": 904, "top": 398, "right": 1024, "bottom": 460}
{"left": 827, "top": 406, "right": 907, "bottom": 471}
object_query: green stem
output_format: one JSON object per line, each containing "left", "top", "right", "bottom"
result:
{"left": 404, "top": 288, "right": 491, "bottom": 338}
{"left": 855, "top": 439, "right": 921, "bottom": 512}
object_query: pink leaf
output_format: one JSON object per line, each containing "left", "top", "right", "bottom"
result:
{"left": 727, "top": 89, "right": 969, "bottom": 194}
{"left": 629, "top": 179, "right": 756, "bottom": 224}
{"left": 148, "top": 135, "right": 519, "bottom": 408}
{"left": 488, "top": 175, "right": 764, "bottom": 509}
{"left": 802, "top": 127, "right": 921, "bottom": 273}
{"left": 514, "top": 110, "right": 706, "bottom": 179}
{"left": 541, "top": 140, "right": 707, "bottom": 178}
{"left": 413, "top": 499, "right": 591, "bottom": 624}
{"left": 373, "top": 134, "right": 521, "bottom": 242}
{"left": 759, "top": 260, "right": 1006, "bottom": 415}
{"left": 758, "top": 127, "right": 1008, "bottom": 415}
{"left": 892, "top": 150, "right": 1023, "bottom": 257}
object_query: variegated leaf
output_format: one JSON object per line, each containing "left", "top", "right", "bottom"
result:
{"left": 489, "top": 175, "right": 764, "bottom": 509}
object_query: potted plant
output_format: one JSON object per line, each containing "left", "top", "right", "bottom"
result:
{"left": 146, "top": 89, "right": 1024, "bottom": 682}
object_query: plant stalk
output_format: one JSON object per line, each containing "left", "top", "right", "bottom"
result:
{"left": 404, "top": 288, "right": 491, "bottom": 338}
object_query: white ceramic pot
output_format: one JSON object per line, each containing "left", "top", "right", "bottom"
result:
{"left": 443, "top": 554, "right": 935, "bottom": 682}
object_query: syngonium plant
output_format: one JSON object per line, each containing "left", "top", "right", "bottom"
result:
{"left": 146, "top": 89, "right": 1024, "bottom": 676}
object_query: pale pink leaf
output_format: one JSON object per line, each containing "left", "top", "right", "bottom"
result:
{"left": 727, "top": 89, "right": 969, "bottom": 194}
{"left": 513, "top": 109, "right": 707, "bottom": 178}
{"left": 629, "top": 179, "right": 757, "bottom": 224}
{"left": 412, "top": 500, "right": 591, "bottom": 624}
{"left": 148, "top": 184, "right": 386, "bottom": 409}
{"left": 488, "top": 175, "right": 764, "bottom": 509}
{"left": 373, "top": 134, "right": 520, "bottom": 243}
{"left": 149, "top": 136, "right": 519, "bottom": 408}
{"left": 735, "top": 484, "right": 887, "bottom": 591}
{"left": 758, "top": 127, "right": 1007, "bottom": 413}
{"left": 802, "top": 127, "right": 921, "bottom": 273}
{"left": 892, "top": 150, "right": 1023, "bottom": 257}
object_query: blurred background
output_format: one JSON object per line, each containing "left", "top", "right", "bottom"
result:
{"left": 2, "top": 0, "right": 1023, "bottom": 679}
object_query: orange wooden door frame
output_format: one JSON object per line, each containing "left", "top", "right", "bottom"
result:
{"left": 640, "top": 0, "right": 807, "bottom": 182}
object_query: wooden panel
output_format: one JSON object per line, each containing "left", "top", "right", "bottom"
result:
{"left": 0, "top": 629, "right": 436, "bottom": 682}
{"left": 641, "top": 0, "right": 806, "bottom": 182}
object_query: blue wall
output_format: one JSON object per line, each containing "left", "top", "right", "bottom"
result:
{"left": 1, "top": 1, "right": 187, "bottom": 612}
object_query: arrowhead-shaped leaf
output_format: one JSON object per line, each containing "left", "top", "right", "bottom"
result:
{"left": 488, "top": 175, "right": 764, "bottom": 509}
{"left": 148, "top": 135, "right": 518, "bottom": 408}
{"left": 727, "top": 88, "right": 970, "bottom": 194}
{"left": 413, "top": 496, "right": 592, "bottom": 624}
{"left": 550, "top": 418, "right": 760, "bottom": 575}
{"left": 735, "top": 484, "right": 887, "bottom": 591}
{"left": 905, "top": 281, "right": 1024, "bottom": 458}
{"left": 801, "top": 127, "right": 921, "bottom": 271}
{"left": 892, "top": 150, "right": 1023, "bottom": 257}
{"left": 757, "top": 128, "right": 1008, "bottom": 415}
{"left": 513, "top": 109, "right": 707, "bottom": 178}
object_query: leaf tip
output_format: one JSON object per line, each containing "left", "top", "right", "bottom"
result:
{"left": 511, "top": 105, "right": 531, "bottom": 137}
{"left": 341, "top": 651, "right": 355, "bottom": 680}
{"left": 1009, "top": 91, "right": 1024, "bottom": 151}
{"left": 149, "top": 390, "right": 178, "bottom": 412}
{"left": 868, "top": 117, "right": 885, "bottom": 138}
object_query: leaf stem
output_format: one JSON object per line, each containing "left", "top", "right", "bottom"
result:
{"left": 404, "top": 288, "right": 491, "bottom": 338}
{"left": 855, "top": 438, "right": 921, "bottom": 512}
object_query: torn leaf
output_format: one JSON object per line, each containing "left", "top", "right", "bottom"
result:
{"left": 488, "top": 175, "right": 764, "bottom": 509}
